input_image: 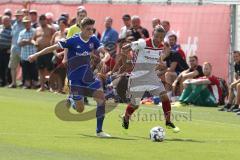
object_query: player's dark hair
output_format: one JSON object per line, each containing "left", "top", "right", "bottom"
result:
{"left": 80, "top": 17, "right": 95, "bottom": 28}
{"left": 203, "top": 62, "right": 212, "bottom": 69}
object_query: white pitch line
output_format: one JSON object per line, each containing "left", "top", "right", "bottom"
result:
{"left": 0, "top": 132, "right": 90, "bottom": 137}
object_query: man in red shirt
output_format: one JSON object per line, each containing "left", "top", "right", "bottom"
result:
{"left": 179, "top": 62, "right": 222, "bottom": 106}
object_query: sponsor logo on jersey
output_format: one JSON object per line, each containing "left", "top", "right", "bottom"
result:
{"left": 76, "top": 51, "right": 89, "bottom": 56}
{"left": 89, "top": 43, "right": 94, "bottom": 49}
{"left": 144, "top": 56, "right": 158, "bottom": 61}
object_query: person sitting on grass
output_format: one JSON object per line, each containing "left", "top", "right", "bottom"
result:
{"left": 172, "top": 55, "right": 203, "bottom": 96}
{"left": 179, "top": 62, "right": 222, "bottom": 107}
{"left": 219, "top": 50, "right": 240, "bottom": 113}
{"left": 159, "top": 42, "right": 189, "bottom": 93}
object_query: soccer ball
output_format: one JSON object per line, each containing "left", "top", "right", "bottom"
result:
{"left": 149, "top": 126, "right": 165, "bottom": 142}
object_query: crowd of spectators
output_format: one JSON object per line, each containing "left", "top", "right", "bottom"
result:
{"left": 0, "top": 6, "right": 239, "bottom": 115}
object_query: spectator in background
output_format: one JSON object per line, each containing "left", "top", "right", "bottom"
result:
{"left": 0, "top": 15, "right": 12, "bottom": 87}
{"left": 172, "top": 55, "right": 203, "bottom": 96}
{"left": 130, "top": 15, "right": 149, "bottom": 41}
{"left": 22, "top": 8, "right": 29, "bottom": 17}
{"left": 33, "top": 14, "right": 56, "bottom": 92}
{"left": 49, "top": 16, "right": 68, "bottom": 93}
{"left": 119, "top": 14, "right": 131, "bottom": 40}
{"left": 118, "top": 14, "right": 131, "bottom": 56}
{"left": 0, "top": 15, "right": 2, "bottom": 29}
{"left": 67, "top": 8, "right": 87, "bottom": 38}
{"left": 18, "top": 16, "right": 38, "bottom": 89}
{"left": 69, "top": 18, "right": 76, "bottom": 27}
{"left": 4, "top": 9, "right": 12, "bottom": 17}
{"left": 160, "top": 42, "right": 189, "bottom": 92}
{"left": 101, "top": 17, "right": 118, "bottom": 73}
{"left": 8, "top": 10, "right": 24, "bottom": 88}
{"left": 60, "top": 13, "right": 69, "bottom": 25}
{"left": 100, "top": 17, "right": 118, "bottom": 74}
{"left": 77, "top": 5, "right": 85, "bottom": 11}
{"left": 152, "top": 18, "right": 161, "bottom": 30}
{"left": 4, "top": 9, "right": 13, "bottom": 23}
{"left": 101, "top": 16, "right": 119, "bottom": 46}
{"left": 45, "top": 12, "right": 59, "bottom": 30}
{"left": 168, "top": 34, "right": 186, "bottom": 60}
{"left": 93, "top": 28, "right": 101, "bottom": 40}
{"left": 29, "top": 10, "right": 38, "bottom": 28}
{"left": 161, "top": 20, "right": 174, "bottom": 42}
{"left": 219, "top": 51, "right": 240, "bottom": 112}
{"left": 179, "top": 62, "right": 222, "bottom": 106}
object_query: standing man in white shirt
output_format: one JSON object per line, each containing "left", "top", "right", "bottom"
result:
{"left": 119, "top": 14, "right": 131, "bottom": 40}
{"left": 162, "top": 20, "right": 175, "bottom": 42}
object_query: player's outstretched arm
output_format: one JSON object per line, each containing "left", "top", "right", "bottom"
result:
{"left": 122, "top": 43, "right": 132, "bottom": 51}
{"left": 28, "top": 44, "right": 60, "bottom": 63}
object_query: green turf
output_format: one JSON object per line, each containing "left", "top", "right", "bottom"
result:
{"left": 0, "top": 88, "right": 240, "bottom": 160}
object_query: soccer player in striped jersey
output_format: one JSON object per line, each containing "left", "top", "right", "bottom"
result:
{"left": 122, "top": 26, "right": 180, "bottom": 133}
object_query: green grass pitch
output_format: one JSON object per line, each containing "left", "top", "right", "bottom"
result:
{"left": 0, "top": 88, "right": 240, "bottom": 160}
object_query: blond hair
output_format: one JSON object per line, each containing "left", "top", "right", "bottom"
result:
{"left": 203, "top": 62, "right": 212, "bottom": 69}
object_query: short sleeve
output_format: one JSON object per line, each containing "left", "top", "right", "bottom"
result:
{"left": 112, "top": 31, "right": 119, "bottom": 43}
{"left": 170, "top": 52, "right": 179, "bottom": 62}
{"left": 196, "top": 66, "right": 204, "bottom": 76}
{"left": 17, "top": 31, "right": 23, "bottom": 45}
{"left": 66, "top": 25, "right": 75, "bottom": 39}
{"left": 130, "top": 39, "right": 146, "bottom": 51}
{"left": 58, "top": 38, "right": 73, "bottom": 49}
{"left": 66, "top": 29, "right": 73, "bottom": 39}
{"left": 234, "top": 64, "right": 240, "bottom": 75}
{"left": 142, "top": 28, "right": 149, "bottom": 38}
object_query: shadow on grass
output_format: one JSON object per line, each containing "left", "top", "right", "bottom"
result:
{"left": 129, "top": 135, "right": 149, "bottom": 140}
{"left": 165, "top": 138, "right": 205, "bottom": 143}
{"left": 129, "top": 136, "right": 205, "bottom": 143}
{"left": 78, "top": 133, "right": 138, "bottom": 141}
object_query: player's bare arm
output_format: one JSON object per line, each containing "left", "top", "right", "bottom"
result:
{"left": 28, "top": 44, "right": 60, "bottom": 62}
